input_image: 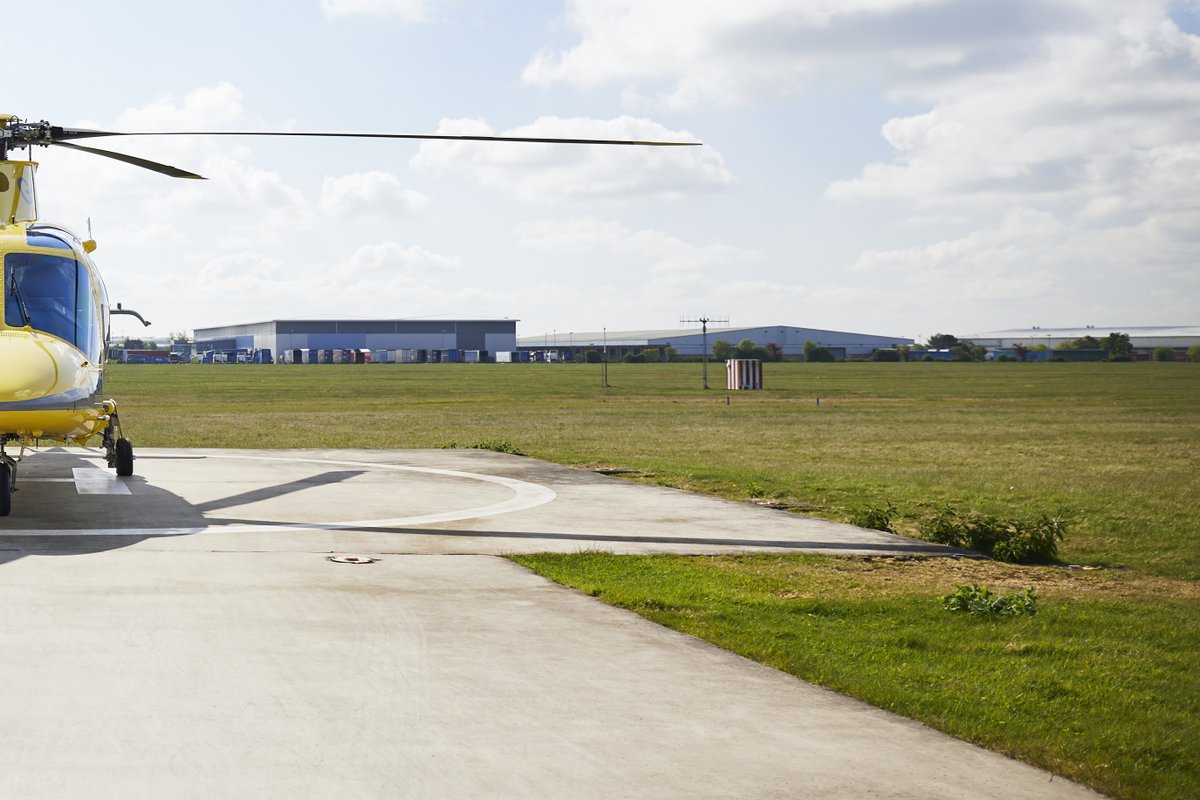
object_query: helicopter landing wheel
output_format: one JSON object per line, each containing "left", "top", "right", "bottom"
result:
{"left": 115, "top": 438, "right": 134, "bottom": 477}
{"left": 0, "top": 462, "right": 12, "bottom": 517}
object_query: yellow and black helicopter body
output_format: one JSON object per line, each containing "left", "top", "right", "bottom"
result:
{"left": 0, "top": 156, "right": 144, "bottom": 515}
{"left": 0, "top": 114, "right": 698, "bottom": 517}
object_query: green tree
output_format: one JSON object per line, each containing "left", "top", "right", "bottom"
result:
{"left": 1058, "top": 335, "right": 1101, "bottom": 351}
{"left": 871, "top": 349, "right": 901, "bottom": 362}
{"left": 927, "top": 333, "right": 959, "bottom": 349}
{"left": 712, "top": 339, "right": 734, "bottom": 360}
{"left": 1153, "top": 347, "right": 1176, "bottom": 362}
{"left": 897, "top": 345, "right": 911, "bottom": 362}
{"left": 1011, "top": 343, "right": 1029, "bottom": 362}
{"left": 803, "top": 340, "right": 835, "bottom": 362}
{"left": 735, "top": 338, "right": 769, "bottom": 361}
{"left": 662, "top": 346, "right": 678, "bottom": 362}
{"left": 643, "top": 347, "right": 660, "bottom": 363}
{"left": 584, "top": 349, "right": 602, "bottom": 363}
{"left": 949, "top": 342, "right": 987, "bottom": 361}
{"left": 1103, "top": 332, "right": 1132, "bottom": 359}
{"left": 1188, "top": 343, "right": 1200, "bottom": 362}
{"left": 765, "top": 342, "right": 784, "bottom": 361}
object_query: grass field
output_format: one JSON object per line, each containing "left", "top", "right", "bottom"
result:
{"left": 107, "top": 361, "right": 1200, "bottom": 798}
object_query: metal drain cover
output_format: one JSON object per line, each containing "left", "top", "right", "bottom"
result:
{"left": 327, "top": 555, "right": 378, "bottom": 564}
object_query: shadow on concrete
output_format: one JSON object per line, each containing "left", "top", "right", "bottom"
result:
{"left": 193, "top": 470, "right": 366, "bottom": 513}
{"left": 0, "top": 450, "right": 205, "bottom": 563}
{"left": 0, "top": 452, "right": 366, "bottom": 565}
{"left": 198, "top": 514, "right": 967, "bottom": 555}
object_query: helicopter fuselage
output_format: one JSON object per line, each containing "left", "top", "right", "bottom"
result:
{"left": 0, "top": 214, "right": 113, "bottom": 446}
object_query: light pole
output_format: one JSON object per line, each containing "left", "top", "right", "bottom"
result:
{"left": 682, "top": 316, "right": 721, "bottom": 389}
{"left": 603, "top": 327, "right": 609, "bottom": 387}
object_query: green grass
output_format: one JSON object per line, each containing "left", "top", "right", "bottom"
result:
{"left": 105, "top": 360, "right": 1200, "bottom": 797}
{"left": 111, "top": 361, "right": 1200, "bottom": 579}
{"left": 510, "top": 552, "right": 1200, "bottom": 800}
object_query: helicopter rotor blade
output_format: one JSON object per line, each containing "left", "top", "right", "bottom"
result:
{"left": 51, "top": 129, "right": 702, "bottom": 147}
{"left": 46, "top": 126, "right": 120, "bottom": 142}
{"left": 49, "top": 141, "right": 206, "bottom": 180}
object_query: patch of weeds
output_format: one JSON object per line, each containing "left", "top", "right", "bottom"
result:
{"left": 745, "top": 482, "right": 767, "bottom": 498}
{"left": 439, "top": 439, "right": 525, "bottom": 455}
{"left": 920, "top": 506, "right": 1066, "bottom": 563}
{"left": 994, "top": 514, "right": 1068, "bottom": 563}
{"left": 850, "top": 502, "right": 896, "bottom": 533}
{"left": 470, "top": 439, "right": 524, "bottom": 455}
{"left": 941, "top": 583, "right": 1038, "bottom": 617}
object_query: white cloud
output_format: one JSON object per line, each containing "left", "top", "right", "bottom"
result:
{"left": 197, "top": 252, "right": 286, "bottom": 291}
{"left": 319, "top": 0, "right": 431, "bottom": 21}
{"left": 332, "top": 242, "right": 459, "bottom": 281}
{"left": 827, "top": 11, "right": 1200, "bottom": 211}
{"left": 113, "top": 83, "right": 246, "bottom": 131}
{"left": 515, "top": 216, "right": 758, "bottom": 274}
{"left": 319, "top": 172, "right": 428, "bottom": 218}
{"left": 848, "top": 199, "right": 1200, "bottom": 326}
{"left": 523, "top": 0, "right": 982, "bottom": 107}
{"left": 410, "top": 116, "right": 727, "bottom": 201}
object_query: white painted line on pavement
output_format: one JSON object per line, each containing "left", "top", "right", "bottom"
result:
{"left": 1, "top": 452, "right": 555, "bottom": 537}
{"left": 71, "top": 468, "right": 132, "bottom": 496}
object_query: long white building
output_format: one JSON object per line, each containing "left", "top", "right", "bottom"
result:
{"left": 518, "top": 325, "right": 913, "bottom": 359}
{"left": 965, "top": 326, "right": 1200, "bottom": 351}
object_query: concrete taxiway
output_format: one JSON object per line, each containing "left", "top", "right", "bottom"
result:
{"left": 0, "top": 449, "right": 1103, "bottom": 798}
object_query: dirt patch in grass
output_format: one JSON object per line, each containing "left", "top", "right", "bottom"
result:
{"left": 769, "top": 555, "right": 1200, "bottom": 601}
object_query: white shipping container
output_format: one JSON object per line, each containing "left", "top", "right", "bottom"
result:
{"left": 495, "top": 351, "right": 513, "bottom": 363}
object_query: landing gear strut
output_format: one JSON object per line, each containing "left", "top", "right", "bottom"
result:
{"left": 0, "top": 447, "right": 15, "bottom": 517}
{"left": 103, "top": 415, "right": 135, "bottom": 477}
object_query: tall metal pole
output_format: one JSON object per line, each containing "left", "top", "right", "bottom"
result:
{"left": 603, "top": 327, "right": 609, "bottom": 387}
{"left": 682, "top": 315, "right": 726, "bottom": 389}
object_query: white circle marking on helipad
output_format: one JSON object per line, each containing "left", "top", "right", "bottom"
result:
{"left": 1, "top": 452, "right": 557, "bottom": 537}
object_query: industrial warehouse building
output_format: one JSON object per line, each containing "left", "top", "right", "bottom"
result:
{"left": 965, "top": 326, "right": 1200, "bottom": 355}
{"left": 517, "top": 325, "right": 914, "bottom": 361}
{"left": 193, "top": 319, "right": 518, "bottom": 363}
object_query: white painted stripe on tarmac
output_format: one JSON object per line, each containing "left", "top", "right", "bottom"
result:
{"left": 71, "top": 468, "right": 132, "bottom": 495}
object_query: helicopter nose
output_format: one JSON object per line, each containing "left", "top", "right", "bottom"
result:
{"left": 0, "top": 332, "right": 59, "bottom": 400}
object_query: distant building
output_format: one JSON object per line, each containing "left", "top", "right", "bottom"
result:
{"left": 194, "top": 319, "right": 518, "bottom": 362}
{"left": 966, "top": 326, "right": 1200, "bottom": 356}
{"left": 517, "top": 325, "right": 913, "bottom": 361}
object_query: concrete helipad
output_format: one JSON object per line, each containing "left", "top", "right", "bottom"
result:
{"left": 2, "top": 447, "right": 956, "bottom": 555}
{"left": 0, "top": 449, "right": 1102, "bottom": 798}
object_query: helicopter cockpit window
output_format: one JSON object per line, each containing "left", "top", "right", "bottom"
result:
{"left": 3, "top": 253, "right": 101, "bottom": 361}
{"left": 25, "top": 231, "right": 74, "bottom": 250}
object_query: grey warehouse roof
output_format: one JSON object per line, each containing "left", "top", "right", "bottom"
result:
{"left": 518, "top": 325, "right": 913, "bottom": 354}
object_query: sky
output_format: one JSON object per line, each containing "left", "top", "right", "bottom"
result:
{"left": 5, "top": 0, "right": 1199, "bottom": 343}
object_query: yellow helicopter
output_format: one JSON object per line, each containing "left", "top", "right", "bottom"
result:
{"left": 0, "top": 115, "right": 698, "bottom": 516}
